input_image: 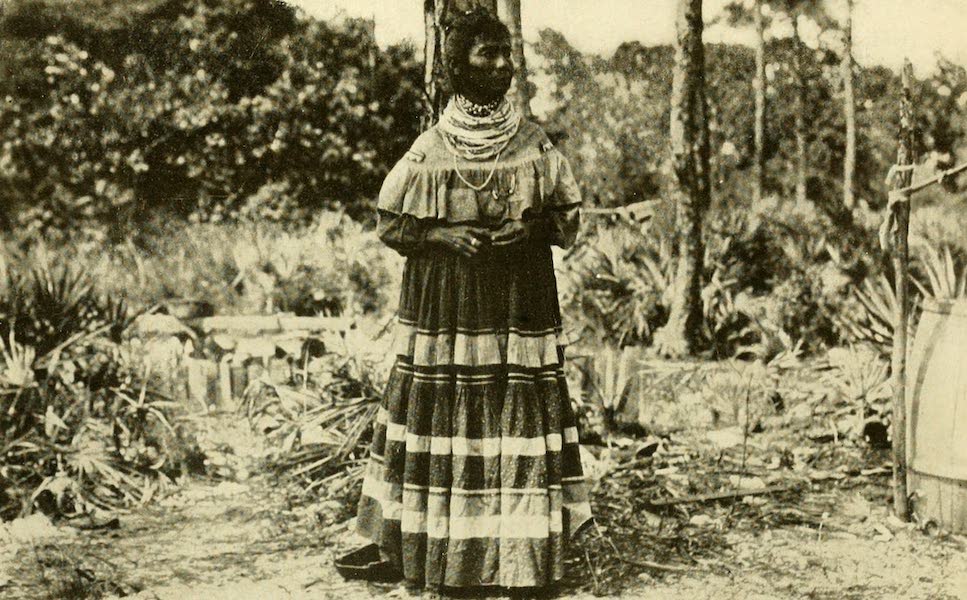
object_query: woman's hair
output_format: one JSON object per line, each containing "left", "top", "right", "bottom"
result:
{"left": 443, "top": 9, "right": 510, "bottom": 89}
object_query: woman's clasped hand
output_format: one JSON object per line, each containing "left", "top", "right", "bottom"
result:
{"left": 425, "top": 221, "right": 531, "bottom": 257}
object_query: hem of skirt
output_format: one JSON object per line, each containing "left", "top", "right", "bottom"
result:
{"left": 407, "top": 575, "right": 567, "bottom": 591}
{"left": 355, "top": 504, "right": 593, "bottom": 589}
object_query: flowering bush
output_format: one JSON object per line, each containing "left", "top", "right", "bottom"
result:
{"left": 0, "top": 1, "right": 423, "bottom": 233}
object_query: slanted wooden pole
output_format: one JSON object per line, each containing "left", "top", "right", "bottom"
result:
{"left": 752, "top": 0, "right": 766, "bottom": 205}
{"left": 889, "top": 59, "right": 916, "bottom": 521}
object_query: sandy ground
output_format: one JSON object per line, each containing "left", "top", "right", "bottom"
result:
{"left": 2, "top": 470, "right": 965, "bottom": 600}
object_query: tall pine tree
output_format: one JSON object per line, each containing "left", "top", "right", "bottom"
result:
{"left": 654, "top": 0, "right": 712, "bottom": 357}
{"left": 842, "top": 0, "right": 856, "bottom": 209}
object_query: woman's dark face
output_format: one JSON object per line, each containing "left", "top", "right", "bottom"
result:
{"left": 454, "top": 34, "right": 514, "bottom": 105}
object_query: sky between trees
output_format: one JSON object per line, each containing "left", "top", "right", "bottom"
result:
{"left": 294, "top": 0, "right": 967, "bottom": 75}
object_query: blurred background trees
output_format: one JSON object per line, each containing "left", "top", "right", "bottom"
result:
{"left": 0, "top": 0, "right": 965, "bottom": 357}
{"left": 533, "top": 1, "right": 967, "bottom": 357}
{"left": 1, "top": 0, "right": 962, "bottom": 239}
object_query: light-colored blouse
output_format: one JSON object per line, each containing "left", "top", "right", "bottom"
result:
{"left": 376, "top": 119, "right": 582, "bottom": 255}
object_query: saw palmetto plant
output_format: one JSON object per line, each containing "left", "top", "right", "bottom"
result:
{"left": 0, "top": 263, "right": 189, "bottom": 519}
{"left": 822, "top": 345, "right": 892, "bottom": 442}
{"left": 559, "top": 225, "right": 670, "bottom": 346}
{"left": 912, "top": 242, "right": 967, "bottom": 300}
{"left": 836, "top": 273, "right": 901, "bottom": 355}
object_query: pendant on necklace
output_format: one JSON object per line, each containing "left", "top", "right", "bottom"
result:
{"left": 478, "top": 171, "right": 517, "bottom": 222}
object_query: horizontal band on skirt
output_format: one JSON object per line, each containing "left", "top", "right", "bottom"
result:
{"left": 377, "top": 406, "right": 580, "bottom": 456}
{"left": 358, "top": 243, "right": 589, "bottom": 587}
{"left": 391, "top": 320, "right": 566, "bottom": 368}
{"left": 361, "top": 465, "right": 591, "bottom": 540}
{"left": 396, "top": 318, "right": 562, "bottom": 336}
{"left": 356, "top": 496, "right": 571, "bottom": 587}
{"left": 391, "top": 362, "right": 564, "bottom": 384}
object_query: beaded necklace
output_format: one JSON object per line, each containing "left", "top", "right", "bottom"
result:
{"left": 455, "top": 95, "right": 501, "bottom": 118}
{"left": 438, "top": 95, "right": 521, "bottom": 161}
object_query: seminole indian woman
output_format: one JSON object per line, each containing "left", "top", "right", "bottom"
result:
{"left": 353, "top": 9, "right": 592, "bottom": 592}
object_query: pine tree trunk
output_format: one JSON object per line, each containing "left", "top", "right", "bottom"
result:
{"left": 753, "top": 0, "right": 766, "bottom": 204}
{"left": 423, "top": 0, "right": 499, "bottom": 128}
{"left": 423, "top": 0, "right": 446, "bottom": 129}
{"left": 498, "top": 0, "right": 531, "bottom": 117}
{"left": 654, "top": 0, "right": 711, "bottom": 358}
{"left": 792, "top": 18, "right": 808, "bottom": 204}
{"left": 842, "top": 0, "right": 856, "bottom": 209}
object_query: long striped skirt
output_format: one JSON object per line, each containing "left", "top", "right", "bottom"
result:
{"left": 355, "top": 238, "right": 593, "bottom": 589}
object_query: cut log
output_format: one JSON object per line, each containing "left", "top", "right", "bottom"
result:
{"left": 195, "top": 315, "right": 352, "bottom": 335}
{"left": 645, "top": 484, "right": 799, "bottom": 508}
{"left": 185, "top": 358, "right": 217, "bottom": 412}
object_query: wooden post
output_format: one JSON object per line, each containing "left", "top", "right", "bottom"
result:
{"left": 842, "top": 0, "right": 857, "bottom": 210}
{"left": 218, "top": 356, "right": 234, "bottom": 411}
{"left": 186, "top": 358, "right": 217, "bottom": 413}
{"left": 889, "top": 59, "right": 916, "bottom": 521}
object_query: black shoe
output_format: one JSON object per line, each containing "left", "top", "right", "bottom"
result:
{"left": 334, "top": 544, "right": 402, "bottom": 583}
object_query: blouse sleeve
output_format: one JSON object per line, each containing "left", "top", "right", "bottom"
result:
{"left": 376, "top": 152, "right": 434, "bottom": 256}
{"left": 527, "top": 150, "right": 582, "bottom": 249}
{"left": 376, "top": 209, "right": 432, "bottom": 256}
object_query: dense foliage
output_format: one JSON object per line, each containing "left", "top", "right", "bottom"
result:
{"left": 0, "top": 264, "right": 200, "bottom": 519}
{"left": 0, "top": 0, "right": 423, "bottom": 234}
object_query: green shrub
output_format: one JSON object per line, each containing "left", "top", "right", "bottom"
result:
{"left": 821, "top": 345, "right": 892, "bottom": 441}
{"left": 0, "top": 263, "right": 197, "bottom": 519}
{"left": 1, "top": 212, "right": 404, "bottom": 321}
{"left": 835, "top": 240, "right": 967, "bottom": 356}
{"left": 558, "top": 221, "right": 669, "bottom": 346}
{"left": 0, "top": 2, "right": 423, "bottom": 232}
{"left": 561, "top": 197, "right": 856, "bottom": 357}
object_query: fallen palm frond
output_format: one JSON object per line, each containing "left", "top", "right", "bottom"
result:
{"left": 562, "top": 432, "right": 812, "bottom": 596}
{"left": 241, "top": 346, "right": 384, "bottom": 500}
